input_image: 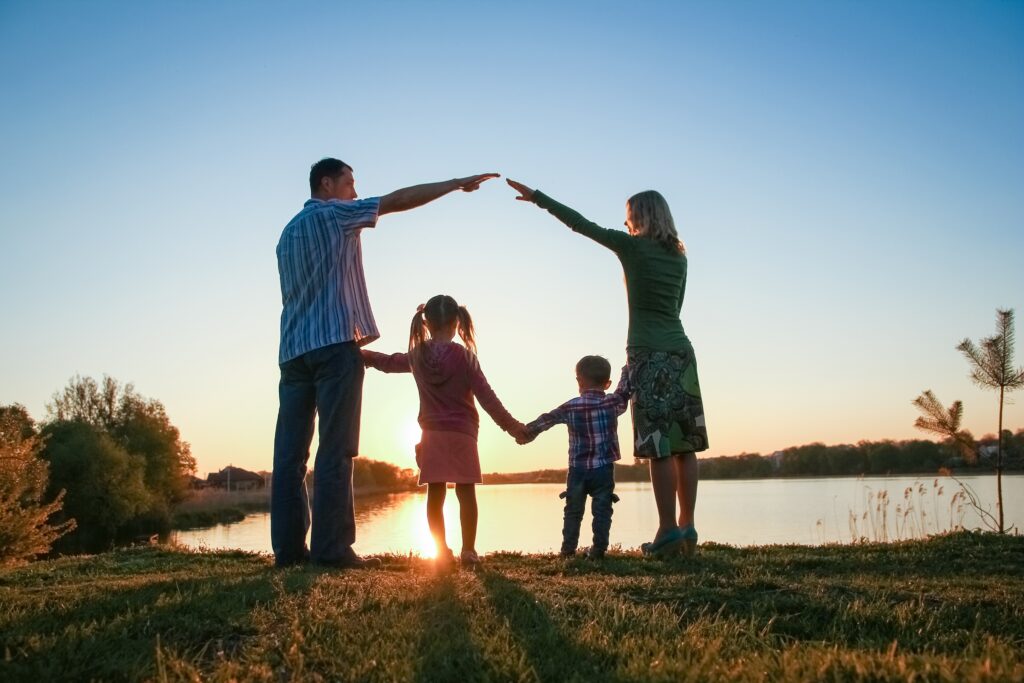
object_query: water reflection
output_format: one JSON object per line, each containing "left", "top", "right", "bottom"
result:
{"left": 172, "top": 475, "right": 1023, "bottom": 556}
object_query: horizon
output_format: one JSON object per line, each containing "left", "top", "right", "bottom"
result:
{"left": 2, "top": 1, "right": 1022, "bottom": 476}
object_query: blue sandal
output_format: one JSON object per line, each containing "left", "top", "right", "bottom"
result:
{"left": 679, "top": 525, "right": 699, "bottom": 556}
{"left": 641, "top": 527, "right": 686, "bottom": 557}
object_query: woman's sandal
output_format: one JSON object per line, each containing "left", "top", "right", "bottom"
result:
{"left": 641, "top": 527, "right": 686, "bottom": 557}
{"left": 679, "top": 525, "right": 699, "bottom": 557}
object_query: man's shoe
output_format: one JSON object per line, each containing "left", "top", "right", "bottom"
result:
{"left": 559, "top": 549, "right": 576, "bottom": 559}
{"left": 315, "top": 554, "right": 382, "bottom": 570}
{"left": 275, "top": 548, "right": 311, "bottom": 569}
{"left": 586, "top": 547, "right": 606, "bottom": 560}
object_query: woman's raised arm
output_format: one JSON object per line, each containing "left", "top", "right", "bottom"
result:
{"left": 506, "top": 179, "right": 631, "bottom": 254}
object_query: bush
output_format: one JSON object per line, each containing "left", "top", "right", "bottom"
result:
{"left": 41, "top": 420, "right": 152, "bottom": 552}
{"left": 43, "top": 375, "right": 196, "bottom": 546}
{"left": 48, "top": 375, "right": 196, "bottom": 508}
{"left": 0, "top": 405, "right": 74, "bottom": 566}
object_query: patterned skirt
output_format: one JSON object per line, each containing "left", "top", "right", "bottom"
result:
{"left": 627, "top": 345, "right": 709, "bottom": 459}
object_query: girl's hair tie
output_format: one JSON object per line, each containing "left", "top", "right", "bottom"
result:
{"left": 416, "top": 303, "right": 426, "bottom": 313}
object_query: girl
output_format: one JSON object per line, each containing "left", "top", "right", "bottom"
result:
{"left": 362, "top": 294, "right": 525, "bottom": 567}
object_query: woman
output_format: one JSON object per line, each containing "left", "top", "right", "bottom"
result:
{"left": 507, "top": 179, "right": 709, "bottom": 556}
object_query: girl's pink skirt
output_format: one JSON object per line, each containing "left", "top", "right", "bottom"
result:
{"left": 416, "top": 430, "right": 481, "bottom": 485}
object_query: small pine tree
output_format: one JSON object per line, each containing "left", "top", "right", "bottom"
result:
{"left": 957, "top": 309, "right": 1024, "bottom": 533}
{"left": 0, "top": 405, "right": 75, "bottom": 566}
{"left": 911, "top": 390, "right": 976, "bottom": 463}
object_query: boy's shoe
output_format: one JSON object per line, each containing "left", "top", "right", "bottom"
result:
{"left": 559, "top": 549, "right": 576, "bottom": 559}
{"left": 460, "top": 550, "right": 482, "bottom": 569}
{"left": 585, "top": 547, "right": 606, "bottom": 560}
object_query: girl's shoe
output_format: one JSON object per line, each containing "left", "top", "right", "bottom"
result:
{"left": 641, "top": 527, "right": 686, "bottom": 557}
{"left": 435, "top": 547, "right": 456, "bottom": 571}
{"left": 460, "top": 550, "right": 482, "bottom": 570}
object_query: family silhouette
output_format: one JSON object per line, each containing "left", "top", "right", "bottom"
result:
{"left": 272, "top": 159, "right": 708, "bottom": 569}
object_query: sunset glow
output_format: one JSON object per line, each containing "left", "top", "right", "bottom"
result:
{"left": 0, "top": 2, "right": 1020, "bottom": 478}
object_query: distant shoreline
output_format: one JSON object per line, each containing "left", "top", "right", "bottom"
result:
{"left": 482, "top": 466, "right": 1023, "bottom": 486}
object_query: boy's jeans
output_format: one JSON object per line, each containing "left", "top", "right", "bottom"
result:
{"left": 272, "top": 342, "right": 363, "bottom": 566}
{"left": 561, "top": 464, "right": 615, "bottom": 554}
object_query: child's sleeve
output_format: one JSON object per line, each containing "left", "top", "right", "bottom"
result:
{"left": 609, "top": 365, "right": 632, "bottom": 415}
{"left": 467, "top": 352, "right": 521, "bottom": 434}
{"left": 526, "top": 404, "right": 568, "bottom": 437}
{"left": 361, "top": 349, "right": 412, "bottom": 373}
{"left": 533, "top": 191, "right": 633, "bottom": 255}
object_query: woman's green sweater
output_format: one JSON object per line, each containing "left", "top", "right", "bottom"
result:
{"left": 534, "top": 190, "right": 690, "bottom": 352}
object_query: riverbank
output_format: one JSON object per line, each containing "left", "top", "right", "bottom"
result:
{"left": 171, "top": 484, "right": 420, "bottom": 530}
{"left": 1, "top": 533, "right": 1021, "bottom": 681}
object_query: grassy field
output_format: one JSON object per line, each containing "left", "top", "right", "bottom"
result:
{"left": 1, "top": 533, "right": 1022, "bottom": 682}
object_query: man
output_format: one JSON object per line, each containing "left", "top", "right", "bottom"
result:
{"left": 273, "top": 158, "right": 498, "bottom": 568}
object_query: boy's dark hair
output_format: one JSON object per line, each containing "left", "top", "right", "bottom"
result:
{"left": 309, "top": 158, "right": 351, "bottom": 193}
{"left": 576, "top": 355, "right": 611, "bottom": 386}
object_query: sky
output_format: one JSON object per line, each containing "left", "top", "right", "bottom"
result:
{"left": 1, "top": 0, "right": 1022, "bottom": 477}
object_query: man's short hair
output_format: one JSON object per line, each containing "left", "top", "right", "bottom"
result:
{"left": 309, "top": 158, "right": 351, "bottom": 194}
{"left": 576, "top": 355, "right": 611, "bottom": 386}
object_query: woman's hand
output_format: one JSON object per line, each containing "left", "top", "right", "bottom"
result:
{"left": 506, "top": 179, "right": 535, "bottom": 202}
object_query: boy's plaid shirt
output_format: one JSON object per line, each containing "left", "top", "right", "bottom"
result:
{"left": 526, "top": 366, "right": 631, "bottom": 469}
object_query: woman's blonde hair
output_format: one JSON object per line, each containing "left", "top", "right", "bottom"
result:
{"left": 409, "top": 294, "right": 476, "bottom": 356}
{"left": 627, "top": 190, "right": 685, "bottom": 254}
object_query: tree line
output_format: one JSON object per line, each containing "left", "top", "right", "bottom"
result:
{"left": 480, "top": 431, "right": 1024, "bottom": 486}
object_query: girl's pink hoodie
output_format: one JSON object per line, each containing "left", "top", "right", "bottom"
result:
{"left": 362, "top": 340, "right": 519, "bottom": 439}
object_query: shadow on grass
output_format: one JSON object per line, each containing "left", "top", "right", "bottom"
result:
{"left": 480, "top": 569, "right": 635, "bottom": 682}
{"left": 0, "top": 568, "right": 317, "bottom": 681}
{"left": 412, "top": 575, "right": 498, "bottom": 683}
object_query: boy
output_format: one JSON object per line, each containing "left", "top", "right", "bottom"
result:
{"left": 518, "top": 356, "right": 630, "bottom": 559}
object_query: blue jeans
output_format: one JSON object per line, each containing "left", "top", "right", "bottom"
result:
{"left": 561, "top": 464, "right": 616, "bottom": 554}
{"left": 272, "top": 342, "right": 363, "bottom": 566}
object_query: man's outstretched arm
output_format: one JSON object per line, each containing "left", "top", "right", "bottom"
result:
{"left": 378, "top": 173, "right": 499, "bottom": 215}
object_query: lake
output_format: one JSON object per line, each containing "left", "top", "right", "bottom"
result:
{"left": 172, "top": 474, "right": 1023, "bottom": 556}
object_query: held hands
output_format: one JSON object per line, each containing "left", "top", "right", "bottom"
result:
{"left": 510, "top": 422, "right": 535, "bottom": 445}
{"left": 506, "top": 179, "right": 535, "bottom": 202}
{"left": 456, "top": 173, "right": 501, "bottom": 192}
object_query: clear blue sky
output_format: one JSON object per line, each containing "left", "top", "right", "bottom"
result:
{"left": 2, "top": 0, "right": 1022, "bottom": 475}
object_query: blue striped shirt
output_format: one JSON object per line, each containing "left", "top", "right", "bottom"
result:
{"left": 277, "top": 197, "right": 381, "bottom": 364}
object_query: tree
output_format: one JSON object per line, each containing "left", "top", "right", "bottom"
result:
{"left": 0, "top": 405, "right": 75, "bottom": 565}
{"left": 957, "top": 309, "right": 1024, "bottom": 533}
{"left": 911, "top": 390, "right": 977, "bottom": 463}
{"left": 47, "top": 375, "right": 196, "bottom": 517}
{"left": 41, "top": 420, "right": 152, "bottom": 552}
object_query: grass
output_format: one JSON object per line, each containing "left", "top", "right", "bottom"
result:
{"left": 0, "top": 533, "right": 1022, "bottom": 681}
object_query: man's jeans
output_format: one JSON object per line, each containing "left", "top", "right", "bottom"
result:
{"left": 272, "top": 342, "right": 363, "bottom": 565}
{"left": 561, "top": 464, "right": 615, "bottom": 554}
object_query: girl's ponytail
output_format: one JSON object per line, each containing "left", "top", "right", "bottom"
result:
{"left": 456, "top": 305, "right": 477, "bottom": 355}
{"left": 408, "top": 304, "right": 428, "bottom": 354}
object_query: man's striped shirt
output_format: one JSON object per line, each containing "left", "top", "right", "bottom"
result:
{"left": 277, "top": 197, "right": 381, "bottom": 364}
